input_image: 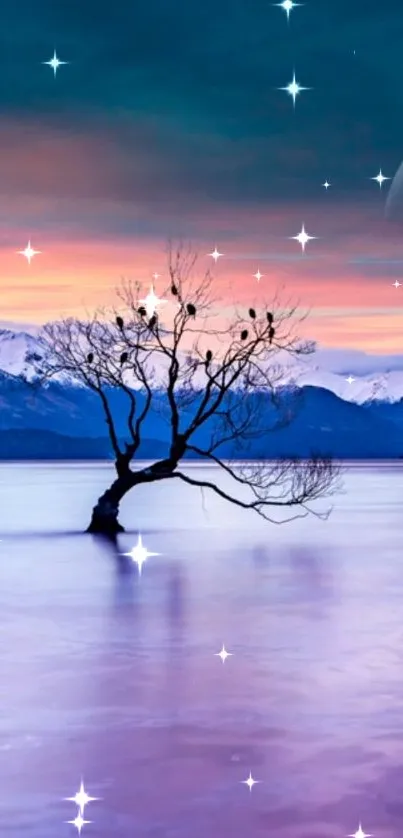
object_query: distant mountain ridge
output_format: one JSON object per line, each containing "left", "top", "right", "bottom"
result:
{"left": 0, "top": 325, "right": 403, "bottom": 405}
{"left": 0, "top": 372, "right": 400, "bottom": 458}
{"left": 0, "top": 325, "right": 402, "bottom": 458}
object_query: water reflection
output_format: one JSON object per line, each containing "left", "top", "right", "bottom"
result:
{"left": 0, "top": 463, "right": 403, "bottom": 837}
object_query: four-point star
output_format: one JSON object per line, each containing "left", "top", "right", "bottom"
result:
{"left": 67, "top": 812, "right": 91, "bottom": 835}
{"left": 215, "top": 644, "right": 233, "bottom": 663}
{"left": 346, "top": 375, "right": 355, "bottom": 384}
{"left": 290, "top": 223, "right": 317, "bottom": 252}
{"left": 348, "top": 824, "right": 372, "bottom": 838}
{"left": 371, "top": 168, "right": 390, "bottom": 189}
{"left": 253, "top": 268, "right": 264, "bottom": 282}
{"left": 242, "top": 771, "right": 260, "bottom": 792}
{"left": 209, "top": 247, "right": 223, "bottom": 262}
{"left": 274, "top": 0, "right": 302, "bottom": 21}
{"left": 139, "top": 285, "right": 167, "bottom": 319}
{"left": 122, "top": 534, "right": 160, "bottom": 575}
{"left": 18, "top": 240, "right": 41, "bottom": 264}
{"left": 279, "top": 71, "right": 310, "bottom": 107}
{"left": 43, "top": 50, "right": 68, "bottom": 77}
{"left": 66, "top": 781, "right": 99, "bottom": 815}
{"left": 322, "top": 180, "right": 331, "bottom": 190}
{"left": 393, "top": 280, "right": 401, "bottom": 288}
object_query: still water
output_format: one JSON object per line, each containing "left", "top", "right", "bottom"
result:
{"left": 0, "top": 461, "right": 403, "bottom": 837}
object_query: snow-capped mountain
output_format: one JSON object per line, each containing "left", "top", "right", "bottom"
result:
{"left": 0, "top": 327, "right": 43, "bottom": 379}
{"left": 0, "top": 325, "right": 403, "bottom": 404}
{"left": 273, "top": 351, "right": 403, "bottom": 404}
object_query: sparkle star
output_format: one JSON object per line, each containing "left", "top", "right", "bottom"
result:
{"left": 18, "top": 240, "right": 41, "bottom": 264}
{"left": 65, "top": 781, "right": 99, "bottom": 815}
{"left": 66, "top": 812, "right": 91, "bottom": 835}
{"left": 348, "top": 824, "right": 372, "bottom": 838}
{"left": 393, "top": 280, "right": 401, "bottom": 288}
{"left": 322, "top": 180, "right": 331, "bottom": 190}
{"left": 209, "top": 247, "right": 223, "bottom": 262}
{"left": 371, "top": 168, "right": 390, "bottom": 189}
{"left": 152, "top": 272, "right": 160, "bottom": 280}
{"left": 242, "top": 771, "right": 260, "bottom": 792}
{"left": 42, "top": 50, "right": 68, "bottom": 77}
{"left": 139, "top": 285, "right": 167, "bottom": 319}
{"left": 274, "top": 0, "right": 302, "bottom": 20}
{"left": 122, "top": 534, "right": 160, "bottom": 575}
{"left": 279, "top": 71, "right": 310, "bottom": 107}
{"left": 290, "top": 224, "right": 317, "bottom": 252}
{"left": 346, "top": 375, "right": 355, "bottom": 384}
{"left": 253, "top": 268, "right": 264, "bottom": 282}
{"left": 215, "top": 644, "right": 233, "bottom": 663}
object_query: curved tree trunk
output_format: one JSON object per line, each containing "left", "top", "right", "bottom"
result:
{"left": 86, "top": 454, "right": 180, "bottom": 537}
{"left": 86, "top": 472, "right": 135, "bottom": 536}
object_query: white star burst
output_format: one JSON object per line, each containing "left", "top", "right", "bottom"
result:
{"left": 393, "top": 280, "right": 401, "bottom": 288}
{"left": 43, "top": 50, "right": 68, "bottom": 77}
{"left": 279, "top": 71, "right": 310, "bottom": 107}
{"left": 274, "top": 0, "right": 302, "bottom": 21}
{"left": 253, "top": 268, "right": 264, "bottom": 282}
{"left": 348, "top": 824, "right": 372, "bottom": 838}
{"left": 215, "top": 644, "right": 233, "bottom": 663}
{"left": 18, "top": 240, "right": 41, "bottom": 264}
{"left": 371, "top": 168, "right": 390, "bottom": 189}
{"left": 322, "top": 180, "right": 331, "bottom": 189}
{"left": 242, "top": 771, "right": 260, "bottom": 792}
{"left": 290, "top": 223, "right": 317, "bottom": 252}
{"left": 66, "top": 812, "right": 91, "bottom": 835}
{"left": 209, "top": 247, "right": 223, "bottom": 262}
{"left": 65, "top": 781, "right": 99, "bottom": 815}
{"left": 346, "top": 375, "right": 355, "bottom": 384}
{"left": 122, "top": 534, "right": 160, "bottom": 575}
{"left": 139, "top": 285, "right": 167, "bottom": 319}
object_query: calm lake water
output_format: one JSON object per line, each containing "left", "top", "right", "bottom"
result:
{"left": 0, "top": 461, "right": 403, "bottom": 837}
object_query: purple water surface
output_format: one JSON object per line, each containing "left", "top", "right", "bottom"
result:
{"left": 0, "top": 461, "right": 402, "bottom": 837}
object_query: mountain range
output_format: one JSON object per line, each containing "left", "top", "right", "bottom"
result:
{"left": 0, "top": 325, "right": 403, "bottom": 459}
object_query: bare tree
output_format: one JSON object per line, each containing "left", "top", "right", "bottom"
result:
{"left": 38, "top": 243, "right": 340, "bottom": 536}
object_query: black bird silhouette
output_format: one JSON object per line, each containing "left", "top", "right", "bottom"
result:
{"left": 120, "top": 351, "right": 128, "bottom": 364}
{"left": 87, "top": 352, "right": 94, "bottom": 364}
{"left": 116, "top": 315, "right": 124, "bottom": 330}
{"left": 148, "top": 315, "right": 157, "bottom": 329}
{"left": 249, "top": 308, "right": 256, "bottom": 319}
{"left": 186, "top": 303, "right": 196, "bottom": 317}
{"left": 269, "top": 327, "right": 275, "bottom": 344}
{"left": 266, "top": 312, "right": 273, "bottom": 325}
{"left": 241, "top": 329, "right": 248, "bottom": 341}
{"left": 206, "top": 349, "right": 213, "bottom": 363}
{"left": 171, "top": 283, "right": 178, "bottom": 296}
{"left": 138, "top": 306, "right": 147, "bottom": 317}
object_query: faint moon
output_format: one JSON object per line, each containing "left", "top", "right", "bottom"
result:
{"left": 385, "top": 160, "right": 403, "bottom": 220}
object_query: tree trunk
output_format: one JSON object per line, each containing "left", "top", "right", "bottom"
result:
{"left": 86, "top": 472, "right": 135, "bottom": 536}
{"left": 86, "top": 456, "right": 179, "bottom": 537}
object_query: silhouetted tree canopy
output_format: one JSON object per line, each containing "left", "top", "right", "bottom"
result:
{"left": 37, "top": 242, "right": 340, "bottom": 536}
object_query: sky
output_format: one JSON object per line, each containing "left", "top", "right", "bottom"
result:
{"left": 2, "top": 0, "right": 403, "bottom": 352}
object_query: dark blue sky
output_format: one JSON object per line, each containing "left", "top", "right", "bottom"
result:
{"left": 0, "top": 0, "right": 403, "bottom": 353}
{"left": 1, "top": 0, "right": 403, "bottom": 205}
